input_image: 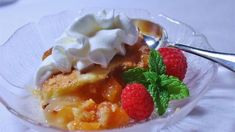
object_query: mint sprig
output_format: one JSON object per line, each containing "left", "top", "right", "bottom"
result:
{"left": 122, "top": 49, "right": 189, "bottom": 116}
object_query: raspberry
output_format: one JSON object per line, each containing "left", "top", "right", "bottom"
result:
{"left": 121, "top": 83, "right": 154, "bottom": 121}
{"left": 158, "top": 47, "right": 187, "bottom": 80}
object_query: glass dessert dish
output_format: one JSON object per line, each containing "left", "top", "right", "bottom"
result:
{"left": 0, "top": 9, "right": 217, "bottom": 132}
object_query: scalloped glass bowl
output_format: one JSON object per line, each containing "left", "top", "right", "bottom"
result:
{"left": 0, "top": 9, "right": 217, "bottom": 132}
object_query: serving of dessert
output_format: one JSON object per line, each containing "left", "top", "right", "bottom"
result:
{"left": 34, "top": 10, "right": 190, "bottom": 130}
{"left": 0, "top": 8, "right": 219, "bottom": 132}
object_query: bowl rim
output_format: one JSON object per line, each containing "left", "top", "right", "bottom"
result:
{"left": 0, "top": 8, "right": 218, "bottom": 132}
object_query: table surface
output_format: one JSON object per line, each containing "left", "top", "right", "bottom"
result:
{"left": 0, "top": 0, "right": 235, "bottom": 132}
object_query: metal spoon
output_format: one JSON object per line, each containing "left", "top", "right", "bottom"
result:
{"left": 134, "top": 19, "right": 235, "bottom": 72}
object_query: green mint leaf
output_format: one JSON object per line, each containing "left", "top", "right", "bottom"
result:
{"left": 147, "top": 83, "right": 157, "bottom": 99}
{"left": 147, "top": 84, "right": 159, "bottom": 112}
{"left": 158, "top": 90, "right": 170, "bottom": 115}
{"left": 147, "top": 84, "right": 169, "bottom": 116}
{"left": 148, "top": 49, "right": 166, "bottom": 75}
{"left": 122, "top": 67, "right": 148, "bottom": 86}
{"left": 159, "top": 74, "right": 189, "bottom": 100}
{"left": 143, "top": 71, "right": 158, "bottom": 84}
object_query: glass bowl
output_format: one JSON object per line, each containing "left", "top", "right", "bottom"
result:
{"left": 0, "top": 9, "right": 217, "bottom": 132}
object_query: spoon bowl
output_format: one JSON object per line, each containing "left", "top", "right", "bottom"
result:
{"left": 133, "top": 19, "right": 167, "bottom": 49}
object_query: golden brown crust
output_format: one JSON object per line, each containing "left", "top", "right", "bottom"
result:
{"left": 41, "top": 69, "right": 108, "bottom": 99}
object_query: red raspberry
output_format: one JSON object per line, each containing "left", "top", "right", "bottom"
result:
{"left": 121, "top": 83, "right": 154, "bottom": 121}
{"left": 158, "top": 47, "right": 187, "bottom": 80}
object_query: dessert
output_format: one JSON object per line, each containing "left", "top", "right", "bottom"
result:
{"left": 35, "top": 10, "right": 190, "bottom": 130}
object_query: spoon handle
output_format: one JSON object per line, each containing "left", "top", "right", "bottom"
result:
{"left": 172, "top": 44, "right": 235, "bottom": 72}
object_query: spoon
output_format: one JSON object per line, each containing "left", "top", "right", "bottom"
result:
{"left": 134, "top": 19, "right": 235, "bottom": 72}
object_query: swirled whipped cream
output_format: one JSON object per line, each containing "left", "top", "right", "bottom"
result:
{"left": 35, "top": 10, "right": 138, "bottom": 86}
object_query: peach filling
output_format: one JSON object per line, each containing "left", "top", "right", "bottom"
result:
{"left": 42, "top": 77, "right": 129, "bottom": 130}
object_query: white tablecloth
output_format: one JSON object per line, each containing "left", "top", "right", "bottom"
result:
{"left": 0, "top": 0, "right": 235, "bottom": 131}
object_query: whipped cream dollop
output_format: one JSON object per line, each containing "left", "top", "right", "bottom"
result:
{"left": 35, "top": 10, "right": 138, "bottom": 86}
